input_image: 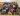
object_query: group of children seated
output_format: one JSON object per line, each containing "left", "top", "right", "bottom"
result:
{"left": 1, "top": 2, "right": 18, "bottom": 15}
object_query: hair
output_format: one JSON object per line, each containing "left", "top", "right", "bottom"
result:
{"left": 3, "top": 3, "right": 8, "bottom": 5}
{"left": 13, "top": 2, "right": 18, "bottom": 9}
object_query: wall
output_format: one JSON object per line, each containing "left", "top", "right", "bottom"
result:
{"left": 17, "top": 0, "right": 20, "bottom": 7}
{"left": 0, "top": 2, "right": 4, "bottom": 9}
{"left": 0, "top": 0, "right": 17, "bottom": 2}
{"left": 0, "top": 0, "right": 20, "bottom": 8}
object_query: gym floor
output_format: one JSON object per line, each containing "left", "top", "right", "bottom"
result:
{"left": 0, "top": 11, "right": 19, "bottom": 16}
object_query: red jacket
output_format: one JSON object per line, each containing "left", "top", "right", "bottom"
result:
{"left": 9, "top": 7, "right": 16, "bottom": 13}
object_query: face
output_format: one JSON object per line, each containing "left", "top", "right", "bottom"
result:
{"left": 13, "top": 5, "right": 15, "bottom": 8}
